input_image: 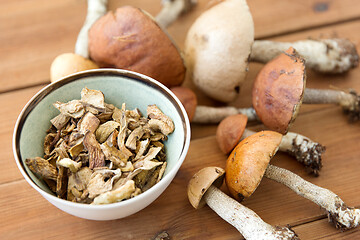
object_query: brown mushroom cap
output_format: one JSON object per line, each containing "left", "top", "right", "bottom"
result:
{"left": 187, "top": 166, "right": 225, "bottom": 209}
{"left": 252, "top": 47, "right": 306, "bottom": 134}
{"left": 170, "top": 86, "right": 198, "bottom": 121}
{"left": 216, "top": 114, "right": 248, "bottom": 154}
{"left": 88, "top": 6, "right": 186, "bottom": 88}
{"left": 225, "top": 131, "right": 282, "bottom": 201}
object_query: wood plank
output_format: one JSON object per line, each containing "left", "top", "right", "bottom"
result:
{"left": 0, "top": 86, "right": 45, "bottom": 184}
{"left": 2, "top": 0, "right": 360, "bottom": 93}
{"left": 293, "top": 218, "right": 360, "bottom": 239}
{"left": 2, "top": 105, "right": 359, "bottom": 239}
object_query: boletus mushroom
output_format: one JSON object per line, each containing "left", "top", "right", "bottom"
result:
{"left": 188, "top": 166, "right": 299, "bottom": 239}
{"left": 226, "top": 131, "right": 360, "bottom": 230}
{"left": 253, "top": 47, "right": 360, "bottom": 134}
{"left": 184, "top": 0, "right": 358, "bottom": 102}
{"left": 216, "top": 114, "right": 325, "bottom": 176}
{"left": 88, "top": 5, "right": 186, "bottom": 88}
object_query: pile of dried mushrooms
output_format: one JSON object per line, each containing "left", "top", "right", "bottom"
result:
{"left": 26, "top": 87, "right": 175, "bottom": 205}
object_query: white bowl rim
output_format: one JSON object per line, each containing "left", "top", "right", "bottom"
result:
{"left": 12, "top": 68, "right": 191, "bottom": 210}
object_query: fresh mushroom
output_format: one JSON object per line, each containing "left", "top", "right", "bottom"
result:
{"left": 171, "top": 86, "right": 257, "bottom": 123}
{"left": 253, "top": 47, "right": 360, "bottom": 134}
{"left": 50, "top": 0, "right": 107, "bottom": 82}
{"left": 184, "top": 0, "right": 358, "bottom": 102}
{"left": 216, "top": 114, "right": 325, "bottom": 176}
{"left": 226, "top": 131, "right": 360, "bottom": 230}
{"left": 250, "top": 38, "right": 359, "bottom": 74}
{"left": 88, "top": 6, "right": 186, "bottom": 88}
{"left": 188, "top": 166, "right": 299, "bottom": 239}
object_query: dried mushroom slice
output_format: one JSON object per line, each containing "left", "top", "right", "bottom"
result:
{"left": 134, "top": 139, "right": 150, "bottom": 160}
{"left": 53, "top": 100, "right": 85, "bottom": 118}
{"left": 43, "top": 132, "right": 58, "bottom": 155}
{"left": 78, "top": 112, "right": 100, "bottom": 134}
{"left": 134, "top": 146, "right": 162, "bottom": 165}
{"left": 67, "top": 167, "right": 93, "bottom": 201}
{"left": 92, "top": 180, "right": 136, "bottom": 205}
{"left": 57, "top": 158, "right": 82, "bottom": 172}
{"left": 81, "top": 87, "right": 105, "bottom": 112}
{"left": 147, "top": 105, "right": 174, "bottom": 135}
{"left": 95, "top": 121, "right": 120, "bottom": 143}
{"left": 56, "top": 166, "right": 68, "bottom": 199}
{"left": 125, "top": 126, "right": 145, "bottom": 150}
{"left": 83, "top": 131, "right": 105, "bottom": 169}
{"left": 25, "top": 157, "right": 57, "bottom": 181}
{"left": 50, "top": 113, "right": 70, "bottom": 130}
{"left": 87, "top": 168, "right": 122, "bottom": 198}
{"left": 100, "top": 142, "right": 128, "bottom": 167}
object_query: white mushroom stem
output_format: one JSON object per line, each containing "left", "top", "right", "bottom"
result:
{"left": 75, "top": 0, "right": 108, "bottom": 58}
{"left": 250, "top": 39, "right": 359, "bottom": 73}
{"left": 242, "top": 130, "right": 325, "bottom": 176}
{"left": 155, "top": 0, "right": 197, "bottom": 28}
{"left": 193, "top": 106, "right": 258, "bottom": 123}
{"left": 265, "top": 164, "right": 360, "bottom": 229}
{"left": 303, "top": 88, "right": 360, "bottom": 121}
{"left": 204, "top": 185, "right": 299, "bottom": 240}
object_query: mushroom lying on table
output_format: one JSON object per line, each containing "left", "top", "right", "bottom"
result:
{"left": 184, "top": 0, "right": 358, "bottom": 102}
{"left": 253, "top": 47, "right": 360, "bottom": 134}
{"left": 216, "top": 114, "right": 325, "bottom": 176}
{"left": 51, "top": 0, "right": 196, "bottom": 84}
{"left": 188, "top": 166, "right": 299, "bottom": 240}
{"left": 225, "top": 131, "right": 360, "bottom": 230}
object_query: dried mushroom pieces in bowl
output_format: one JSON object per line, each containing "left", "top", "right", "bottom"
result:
{"left": 25, "top": 87, "right": 174, "bottom": 205}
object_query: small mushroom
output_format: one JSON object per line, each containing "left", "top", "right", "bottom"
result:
{"left": 226, "top": 131, "right": 360, "bottom": 230}
{"left": 188, "top": 167, "right": 298, "bottom": 239}
{"left": 253, "top": 47, "right": 360, "bottom": 134}
{"left": 184, "top": 0, "right": 358, "bottom": 102}
{"left": 216, "top": 114, "right": 325, "bottom": 176}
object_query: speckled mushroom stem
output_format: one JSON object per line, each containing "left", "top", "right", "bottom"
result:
{"left": 265, "top": 164, "right": 360, "bottom": 230}
{"left": 303, "top": 88, "right": 360, "bottom": 121}
{"left": 242, "top": 130, "right": 325, "bottom": 176}
{"left": 155, "top": 0, "right": 197, "bottom": 28}
{"left": 250, "top": 39, "right": 359, "bottom": 73}
{"left": 193, "top": 106, "right": 258, "bottom": 123}
{"left": 74, "top": 0, "right": 108, "bottom": 58}
{"left": 204, "top": 185, "right": 299, "bottom": 240}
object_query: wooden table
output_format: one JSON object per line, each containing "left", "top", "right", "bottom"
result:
{"left": 1, "top": 0, "right": 360, "bottom": 239}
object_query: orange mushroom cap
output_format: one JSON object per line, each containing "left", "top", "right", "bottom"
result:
{"left": 216, "top": 114, "right": 248, "bottom": 154}
{"left": 252, "top": 47, "right": 306, "bottom": 134}
{"left": 225, "top": 131, "right": 282, "bottom": 201}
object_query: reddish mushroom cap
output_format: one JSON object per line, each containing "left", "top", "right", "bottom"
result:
{"left": 225, "top": 131, "right": 282, "bottom": 201}
{"left": 216, "top": 114, "right": 248, "bottom": 154}
{"left": 88, "top": 6, "right": 186, "bottom": 88}
{"left": 252, "top": 47, "right": 306, "bottom": 134}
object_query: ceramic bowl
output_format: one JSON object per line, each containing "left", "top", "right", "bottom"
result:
{"left": 13, "top": 69, "right": 191, "bottom": 220}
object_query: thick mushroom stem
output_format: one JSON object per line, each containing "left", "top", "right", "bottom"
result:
{"left": 242, "top": 130, "right": 325, "bottom": 176}
{"left": 204, "top": 185, "right": 299, "bottom": 240}
{"left": 75, "top": 0, "right": 108, "bottom": 58}
{"left": 303, "top": 88, "right": 360, "bottom": 121}
{"left": 193, "top": 106, "right": 258, "bottom": 123}
{"left": 250, "top": 39, "right": 359, "bottom": 74}
{"left": 155, "top": 0, "right": 197, "bottom": 28}
{"left": 265, "top": 164, "right": 360, "bottom": 230}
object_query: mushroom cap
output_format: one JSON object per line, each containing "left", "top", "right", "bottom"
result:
{"left": 184, "top": 0, "right": 254, "bottom": 102}
{"left": 50, "top": 53, "right": 99, "bottom": 83}
{"left": 216, "top": 114, "right": 248, "bottom": 154}
{"left": 252, "top": 47, "right": 306, "bottom": 134}
{"left": 225, "top": 131, "right": 282, "bottom": 201}
{"left": 170, "top": 86, "right": 198, "bottom": 121}
{"left": 187, "top": 166, "right": 225, "bottom": 209}
{"left": 88, "top": 6, "right": 186, "bottom": 88}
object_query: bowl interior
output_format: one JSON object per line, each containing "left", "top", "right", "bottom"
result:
{"left": 16, "top": 69, "right": 189, "bottom": 197}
